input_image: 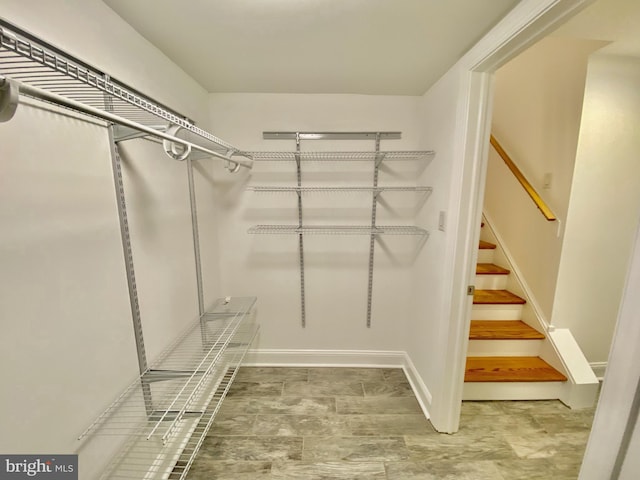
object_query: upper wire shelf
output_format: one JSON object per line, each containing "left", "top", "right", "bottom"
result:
{"left": 247, "top": 186, "right": 433, "bottom": 193}
{"left": 248, "top": 225, "right": 428, "bottom": 236}
{"left": 247, "top": 151, "right": 435, "bottom": 162}
{"left": 0, "top": 19, "right": 244, "bottom": 158}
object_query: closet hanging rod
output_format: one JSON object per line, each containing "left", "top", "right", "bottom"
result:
{"left": 0, "top": 74, "right": 253, "bottom": 170}
{"left": 263, "top": 132, "right": 402, "bottom": 140}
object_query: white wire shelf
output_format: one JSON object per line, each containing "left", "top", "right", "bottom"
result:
{"left": 0, "top": 20, "right": 245, "bottom": 158}
{"left": 247, "top": 186, "right": 433, "bottom": 194}
{"left": 78, "top": 296, "right": 258, "bottom": 480}
{"left": 248, "top": 225, "right": 428, "bottom": 236}
{"left": 247, "top": 151, "right": 435, "bottom": 162}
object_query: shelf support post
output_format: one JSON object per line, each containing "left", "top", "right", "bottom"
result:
{"left": 187, "top": 157, "right": 205, "bottom": 318}
{"left": 366, "top": 133, "right": 382, "bottom": 327}
{"left": 295, "top": 132, "right": 306, "bottom": 327}
{"left": 107, "top": 125, "right": 153, "bottom": 415}
{"left": 103, "top": 78, "right": 152, "bottom": 414}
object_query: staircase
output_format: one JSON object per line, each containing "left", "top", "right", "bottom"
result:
{"left": 463, "top": 234, "right": 568, "bottom": 400}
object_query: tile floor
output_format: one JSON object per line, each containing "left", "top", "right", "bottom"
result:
{"left": 187, "top": 367, "right": 596, "bottom": 479}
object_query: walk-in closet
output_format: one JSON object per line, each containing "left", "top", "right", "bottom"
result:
{"left": 2, "top": 1, "right": 637, "bottom": 479}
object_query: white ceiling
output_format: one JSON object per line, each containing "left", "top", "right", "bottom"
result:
{"left": 103, "top": 0, "right": 519, "bottom": 96}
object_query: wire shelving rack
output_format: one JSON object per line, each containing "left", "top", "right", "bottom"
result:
{"left": 79, "top": 297, "right": 258, "bottom": 480}
{"left": 0, "top": 19, "right": 251, "bottom": 165}
{"left": 0, "top": 18, "right": 259, "bottom": 480}
{"left": 247, "top": 186, "right": 433, "bottom": 194}
{"left": 248, "top": 150, "right": 435, "bottom": 162}
{"left": 248, "top": 131, "right": 435, "bottom": 328}
{"left": 248, "top": 225, "right": 429, "bottom": 236}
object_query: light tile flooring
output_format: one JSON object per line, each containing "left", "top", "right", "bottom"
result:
{"left": 187, "top": 367, "right": 596, "bottom": 479}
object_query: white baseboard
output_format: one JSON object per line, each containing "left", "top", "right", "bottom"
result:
{"left": 242, "top": 348, "right": 407, "bottom": 367}
{"left": 401, "top": 352, "right": 433, "bottom": 419}
{"left": 241, "top": 349, "right": 433, "bottom": 419}
{"left": 590, "top": 362, "right": 607, "bottom": 381}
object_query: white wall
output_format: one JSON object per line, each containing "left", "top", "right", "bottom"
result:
{"left": 552, "top": 54, "right": 640, "bottom": 363}
{"left": 485, "top": 36, "right": 604, "bottom": 320}
{"left": 208, "top": 93, "right": 426, "bottom": 354}
{"left": 0, "top": 1, "right": 222, "bottom": 478}
{"left": 410, "top": 67, "right": 463, "bottom": 430}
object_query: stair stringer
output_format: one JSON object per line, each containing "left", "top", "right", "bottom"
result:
{"left": 478, "top": 212, "right": 599, "bottom": 408}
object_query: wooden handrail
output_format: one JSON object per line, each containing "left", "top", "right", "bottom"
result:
{"left": 489, "top": 135, "right": 557, "bottom": 221}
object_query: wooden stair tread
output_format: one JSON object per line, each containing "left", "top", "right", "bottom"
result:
{"left": 470, "top": 320, "right": 544, "bottom": 340}
{"left": 473, "top": 289, "right": 526, "bottom": 304}
{"left": 465, "top": 356, "right": 567, "bottom": 382}
{"left": 479, "top": 240, "right": 496, "bottom": 249}
{"left": 476, "top": 263, "right": 510, "bottom": 275}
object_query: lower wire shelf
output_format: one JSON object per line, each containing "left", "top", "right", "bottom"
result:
{"left": 248, "top": 225, "right": 428, "bottom": 236}
{"left": 78, "top": 296, "right": 258, "bottom": 480}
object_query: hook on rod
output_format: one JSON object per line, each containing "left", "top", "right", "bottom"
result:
{"left": 224, "top": 149, "right": 241, "bottom": 173}
{"left": 163, "top": 124, "right": 192, "bottom": 161}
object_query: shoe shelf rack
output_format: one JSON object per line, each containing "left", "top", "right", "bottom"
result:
{"left": 78, "top": 296, "right": 258, "bottom": 479}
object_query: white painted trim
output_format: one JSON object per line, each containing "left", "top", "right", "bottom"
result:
{"left": 546, "top": 329, "right": 598, "bottom": 384}
{"left": 465, "top": 0, "right": 596, "bottom": 72}
{"left": 560, "top": 380, "right": 600, "bottom": 410}
{"left": 241, "top": 349, "right": 433, "bottom": 420}
{"left": 472, "top": 304, "right": 524, "bottom": 320}
{"left": 242, "top": 349, "right": 407, "bottom": 368}
{"left": 402, "top": 353, "right": 433, "bottom": 420}
{"left": 590, "top": 362, "right": 607, "bottom": 381}
{"left": 481, "top": 212, "right": 550, "bottom": 330}
{"left": 475, "top": 273, "right": 508, "bottom": 290}
{"left": 463, "top": 381, "right": 563, "bottom": 401}
{"left": 434, "top": 67, "right": 493, "bottom": 434}
{"left": 477, "top": 249, "right": 496, "bottom": 263}
{"left": 440, "top": 0, "right": 595, "bottom": 434}
{"left": 580, "top": 224, "right": 640, "bottom": 478}
{"left": 544, "top": 329, "right": 599, "bottom": 408}
{"left": 467, "top": 339, "right": 542, "bottom": 356}
{"left": 479, "top": 215, "right": 599, "bottom": 408}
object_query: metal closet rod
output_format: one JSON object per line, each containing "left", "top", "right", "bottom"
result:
{"left": 0, "top": 75, "right": 253, "bottom": 170}
{"left": 263, "top": 131, "right": 402, "bottom": 140}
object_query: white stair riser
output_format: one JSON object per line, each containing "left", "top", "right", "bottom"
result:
{"left": 462, "top": 381, "right": 563, "bottom": 401}
{"left": 475, "top": 274, "right": 508, "bottom": 290}
{"left": 467, "top": 339, "right": 543, "bottom": 356}
{"left": 477, "top": 249, "right": 495, "bottom": 263}
{"left": 472, "top": 304, "right": 523, "bottom": 320}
